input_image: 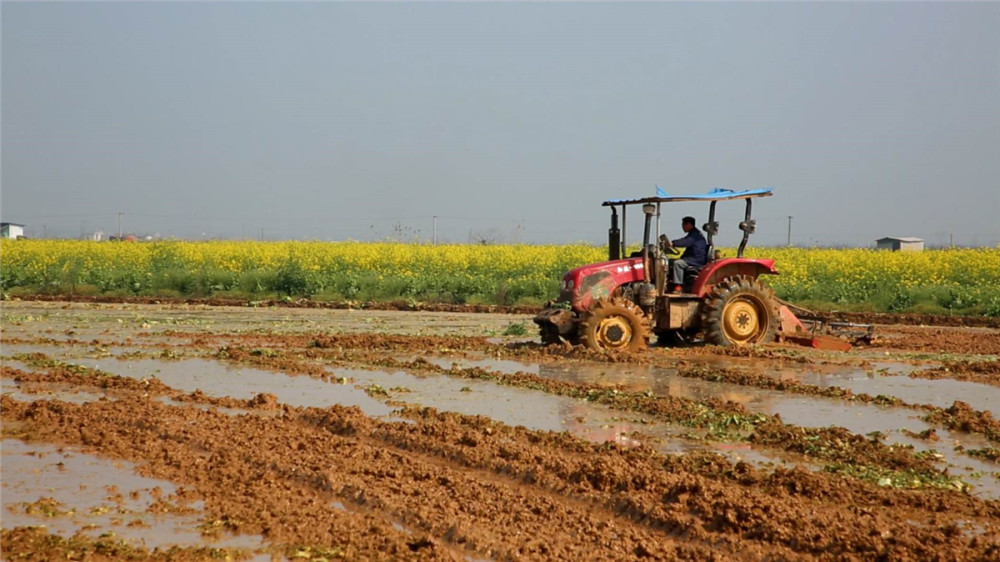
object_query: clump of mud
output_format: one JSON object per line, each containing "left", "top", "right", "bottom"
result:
{"left": 925, "top": 401, "right": 1000, "bottom": 442}
{"left": 170, "top": 390, "right": 282, "bottom": 412}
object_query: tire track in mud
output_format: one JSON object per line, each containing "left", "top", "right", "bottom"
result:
{"left": 3, "top": 389, "right": 999, "bottom": 561}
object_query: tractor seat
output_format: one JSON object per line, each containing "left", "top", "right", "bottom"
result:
{"left": 682, "top": 264, "right": 702, "bottom": 287}
{"left": 680, "top": 247, "right": 712, "bottom": 289}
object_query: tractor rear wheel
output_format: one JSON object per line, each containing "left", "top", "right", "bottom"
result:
{"left": 579, "top": 299, "right": 649, "bottom": 352}
{"left": 701, "top": 276, "right": 778, "bottom": 347}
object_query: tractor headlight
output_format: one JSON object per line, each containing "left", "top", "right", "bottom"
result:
{"left": 562, "top": 279, "right": 575, "bottom": 291}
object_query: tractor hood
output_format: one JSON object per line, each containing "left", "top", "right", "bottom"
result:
{"left": 558, "top": 257, "right": 646, "bottom": 312}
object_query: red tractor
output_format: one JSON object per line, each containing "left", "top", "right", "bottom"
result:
{"left": 534, "top": 188, "right": 870, "bottom": 351}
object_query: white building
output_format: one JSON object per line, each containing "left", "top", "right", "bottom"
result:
{"left": 876, "top": 237, "right": 924, "bottom": 251}
{"left": 1, "top": 222, "right": 25, "bottom": 239}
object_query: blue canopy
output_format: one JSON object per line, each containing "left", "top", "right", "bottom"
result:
{"left": 604, "top": 187, "right": 773, "bottom": 206}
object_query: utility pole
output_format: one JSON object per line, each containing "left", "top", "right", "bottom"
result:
{"left": 118, "top": 212, "right": 124, "bottom": 238}
{"left": 787, "top": 216, "right": 793, "bottom": 247}
{"left": 432, "top": 216, "right": 438, "bottom": 245}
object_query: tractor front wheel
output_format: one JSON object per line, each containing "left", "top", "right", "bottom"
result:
{"left": 579, "top": 299, "right": 649, "bottom": 352}
{"left": 701, "top": 276, "right": 778, "bottom": 347}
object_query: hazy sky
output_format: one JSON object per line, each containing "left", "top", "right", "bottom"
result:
{"left": 3, "top": 1, "right": 998, "bottom": 246}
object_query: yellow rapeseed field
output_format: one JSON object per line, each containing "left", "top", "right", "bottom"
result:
{"left": 2, "top": 240, "right": 999, "bottom": 314}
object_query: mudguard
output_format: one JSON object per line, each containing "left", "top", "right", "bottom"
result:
{"left": 690, "top": 258, "right": 777, "bottom": 298}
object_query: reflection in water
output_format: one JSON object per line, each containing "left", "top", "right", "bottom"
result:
{"left": 64, "top": 358, "right": 395, "bottom": 417}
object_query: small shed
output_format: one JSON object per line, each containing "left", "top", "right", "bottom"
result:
{"left": 876, "top": 237, "right": 923, "bottom": 252}
{"left": 1, "top": 222, "right": 25, "bottom": 239}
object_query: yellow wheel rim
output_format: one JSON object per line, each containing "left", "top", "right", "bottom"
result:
{"left": 596, "top": 316, "right": 633, "bottom": 349}
{"left": 723, "top": 299, "right": 760, "bottom": 343}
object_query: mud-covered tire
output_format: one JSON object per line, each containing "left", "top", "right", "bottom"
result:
{"left": 579, "top": 299, "right": 649, "bottom": 352}
{"left": 701, "top": 276, "right": 778, "bottom": 347}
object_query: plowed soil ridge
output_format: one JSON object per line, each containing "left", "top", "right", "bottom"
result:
{"left": 3, "top": 394, "right": 999, "bottom": 561}
{"left": 910, "top": 359, "right": 1000, "bottom": 387}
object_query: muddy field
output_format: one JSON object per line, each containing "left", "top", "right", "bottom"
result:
{"left": 2, "top": 301, "right": 999, "bottom": 561}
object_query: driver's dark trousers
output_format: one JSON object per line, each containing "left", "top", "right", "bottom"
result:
{"left": 671, "top": 259, "right": 692, "bottom": 285}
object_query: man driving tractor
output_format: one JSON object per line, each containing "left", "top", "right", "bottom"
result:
{"left": 660, "top": 216, "right": 707, "bottom": 293}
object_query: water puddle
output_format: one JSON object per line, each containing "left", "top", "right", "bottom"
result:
{"left": 29, "top": 354, "right": 801, "bottom": 469}
{"left": 435, "top": 356, "right": 995, "bottom": 437}
{"left": 1, "top": 439, "right": 267, "bottom": 552}
{"left": 2, "top": 378, "right": 108, "bottom": 404}
{"left": 67, "top": 358, "right": 395, "bottom": 417}
{"left": 3, "top": 344, "right": 91, "bottom": 359}
{"left": 427, "top": 356, "right": 1000, "bottom": 497}
{"left": 777, "top": 364, "right": 1000, "bottom": 413}
{"left": 328, "top": 365, "right": 802, "bottom": 467}
{"left": 418, "top": 356, "right": 541, "bottom": 376}
{"left": 1, "top": 358, "right": 34, "bottom": 372}
{"left": 14, "top": 352, "right": 996, "bottom": 497}
{"left": 2, "top": 344, "right": 154, "bottom": 363}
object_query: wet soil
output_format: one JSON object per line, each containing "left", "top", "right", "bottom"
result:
{"left": 3, "top": 395, "right": 999, "bottom": 561}
{"left": 1, "top": 527, "right": 257, "bottom": 562}
{"left": 3, "top": 301, "right": 1000, "bottom": 559}
{"left": 872, "top": 325, "right": 1000, "bottom": 356}
{"left": 909, "top": 359, "right": 1000, "bottom": 387}
{"left": 14, "top": 295, "right": 1000, "bottom": 328}
{"left": 1, "top": 439, "right": 264, "bottom": 556}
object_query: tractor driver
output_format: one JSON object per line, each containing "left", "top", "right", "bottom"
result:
{"left": 660, "top": 216, "right": 707, "bottom": 293}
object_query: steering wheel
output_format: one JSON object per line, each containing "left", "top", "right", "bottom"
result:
{"left": 659, "top": 235, "right": 680, "bottom": 256}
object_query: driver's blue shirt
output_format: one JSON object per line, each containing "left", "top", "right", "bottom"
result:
{"left": 672, "top": 229, "right": 707, "bottom": 268}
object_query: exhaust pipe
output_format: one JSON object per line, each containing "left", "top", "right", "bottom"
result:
{"left": 609, "top": 207, "right": 620, "bottom": 261}
{"left": 642, "top": 203, "right": 654, "bottom": 250}
{"left": 641, "top": 203, "right": 655, "bottom": 283}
